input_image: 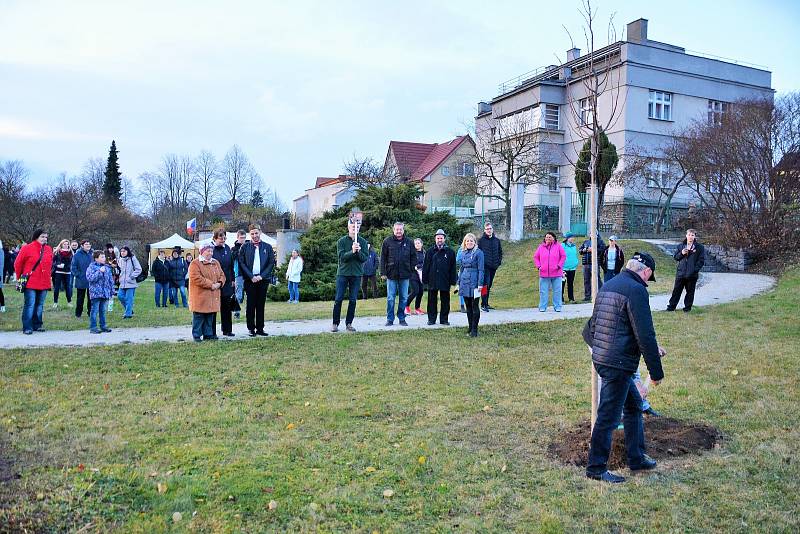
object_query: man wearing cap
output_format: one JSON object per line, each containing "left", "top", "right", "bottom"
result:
{"left": 422, "top": 229, "right": 458, "bottom": 325}
{"left": 581, "top": 251, "right": 667, "bottom": 483}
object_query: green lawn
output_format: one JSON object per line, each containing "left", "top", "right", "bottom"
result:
{"left": 1, "top": 264, "right": 796, "bottom": 531}
{"left": 0, "top": 239, "right": 675, "bottom": 332}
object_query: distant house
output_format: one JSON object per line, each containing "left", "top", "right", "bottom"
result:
{"left": 383, "top": 135, "right": 476, "bottom": 215}
{"left": 210, "top": 199, "right": 241, "bottom": 223}
{"left": 293, "top": 176, "right": 356, "bottom": 225}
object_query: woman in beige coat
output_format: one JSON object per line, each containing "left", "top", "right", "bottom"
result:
{"left": 189, "top": 244, "right": 225, "bottom": 341}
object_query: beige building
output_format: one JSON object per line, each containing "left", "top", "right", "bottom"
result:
{"left": 292, "top": 176, "right": 356, "bottom": 225}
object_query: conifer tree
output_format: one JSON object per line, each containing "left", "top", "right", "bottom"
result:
{"left": 103, "top": 140, "right": 122, "bottom": 203}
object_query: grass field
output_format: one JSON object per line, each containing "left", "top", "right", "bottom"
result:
{"left": 0, "top": 239, "right": 675, "bottom": 332}
{"left": 1, "top": 262, "right": 797, "bottom": 531}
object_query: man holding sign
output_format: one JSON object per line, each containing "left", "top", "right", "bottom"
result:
{"left": 331, "top": 209, "right": 368, "bottom": 332}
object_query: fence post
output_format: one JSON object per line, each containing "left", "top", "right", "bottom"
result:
{"left": 560, "top": 186, "right": 572, "bottom": 235}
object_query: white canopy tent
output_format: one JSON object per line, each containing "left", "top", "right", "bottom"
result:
{"left": 149, "top": 233, "right": 196, "bottom": 251}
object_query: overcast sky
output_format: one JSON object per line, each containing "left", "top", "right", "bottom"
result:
{"left": 2, "top": 0, "right": 798, "bottom": 205}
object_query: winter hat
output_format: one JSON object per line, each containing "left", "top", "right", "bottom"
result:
{"left": 199, "top": 244, "right": 213, "bottom": 254}
{"left": 435, "top": 229, "right": 446, "bottom": 237}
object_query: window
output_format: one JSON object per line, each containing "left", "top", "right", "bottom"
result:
{"left": 496, "top": 108, "right": 535, "bottom": 139}
{"left": 441, "top": 165, "right": 450, "bottom": 176}
{"left": 647, "top": 160, "right": 672, "bottom": 188}
{"left": 457, "top": 162, "right": 475, "bottom": 177}
{"left": 548, "top": 165, "right": 560, "bottom": 192}
{"left": 648, "top": 90, "right": 672, "bottom": 121}
{"left": 544, "top": 104, "right": 560, "bottom": 129}
{"left": 708, "top": 100, "right": 727, "bottom": 125}
{"left": 579, "top": 98, "right": 594, "bottom": 126}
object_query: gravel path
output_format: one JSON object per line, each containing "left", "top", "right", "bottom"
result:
{"left": 0, "top": 272, "right": 775, "bottom": 349}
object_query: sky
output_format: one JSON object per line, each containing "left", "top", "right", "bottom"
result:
{"left": 2, "top": 0, "right": 799, "bottom": 206}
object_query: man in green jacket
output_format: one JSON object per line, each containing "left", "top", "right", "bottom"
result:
{"left": 331, "top": 209, "right": 369, "bottom": 332}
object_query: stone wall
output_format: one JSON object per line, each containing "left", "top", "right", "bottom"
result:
{"left": 704, "top": 244, "right": 756, "bottom": 271}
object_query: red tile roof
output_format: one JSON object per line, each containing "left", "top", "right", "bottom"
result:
{"left": 212, "top": 198, "right": 241, "bottom": 217}
{"left": 313, "top": 175, "right": 350, "bottom": 189}
{"left": 387, "top": 135, "right": 473, "bottom": 182}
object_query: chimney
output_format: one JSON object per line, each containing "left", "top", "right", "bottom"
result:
{"left": 566, "top": 48, "right": 581, "bottom": 61}
{"left": 477, "top": 101, "right": 492, "bottom": 115}
{"left": 627, "top": 18, "right": 648, "bottom": 44}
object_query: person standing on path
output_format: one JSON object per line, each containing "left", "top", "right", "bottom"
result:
{"left": 579, "top": 233, "right": 606, "bottom": 301}
{"left": 666, "top": 229, "right": 705, "bottom": 313}
{"left": 231, "top": 230, "right": 248, "bottom": 317}
{"left": 601, "top": 236, "right": 625, "bottom": 283}
{"left": 71, "top": 240, "right": 93, "bottom": 318}
{"left": 561, "top": 233, "right": 580, "bottom": 303}
{"left": 189, "top": 244, "right": 225, "bottom": 341}
{"left": 533, "top": 232, "right": 566, "bottom": 312}
{"left": 380, "top": 222, "right": 416, "bottom": 326}
{"left": 458, "top": 233, "right": 484, "bottom": 337}
{"left": 167, "top": 247, "right": 189, "bottom": 308}
{"left": 51, "top": 239, "right": 73, "bottom": 309}
{"left": 116, "top": 246, "right": 142, "bottom": 319}
{"left": 286, "top": 249, "right": 303, "bottom": 303}
{"left": 422, "top": 229, "right": 457, "bottom": 325}
{"left": 68, "top": 240, "right": 79, "bottom": 292}
{"left": 405, "top": 238, "right": 425, "bottom": 316}
{"left": 14, "top": 229, "right": 53, "bottom": 334}
{"left": 582, "top": 252, "right": 666, "bottom": 483}
{"left": 105, "top": 243, "right": 120, "bottom": 312}
{"left": 331, "top": 211, "right": 369, "bottom": 332}
{"left": 151, "top": 249, "right": 170, "bottom": 307}
{"left": 477, "top": 222, "right": 502, "bottom": 312}
{"left": 238, "top": 225, "right": 275, "bottom": 337}
{"left": 360, "top": 244, "right": 379, "bottom": 300}
{"left": 211, "top": 229, "right": 236, "bottom": 336}
{"left": 85, "top": 250, "right": 114, "bottom": 334}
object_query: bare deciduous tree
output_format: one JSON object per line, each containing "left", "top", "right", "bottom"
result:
{"left": 194, "top": 149, "right": 220, "bottom": 211}
{"left": 222, "top": 145, "right": 251, "bottom": 202}
{"left": 343, "top": 155, "right": 402, "bottom": 189}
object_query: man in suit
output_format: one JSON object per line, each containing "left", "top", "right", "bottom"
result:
{"left": 238, "top": 225, "right": 275, "bottom": 337}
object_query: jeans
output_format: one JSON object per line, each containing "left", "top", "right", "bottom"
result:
{"left": 385, "top": 278, "right": 409, "bottom": 323}
{"left": 170, "top": 285, "right": 188, "bottom": 307}
{"left": 668, "top": 276, "right": 698, "bottom": 311}
{"left": 52, "top": 273, "right": 72, "bottom": 303}
{"left": 192, "top": 312, "right": 215, "bottom": 340}
{"left": 154, "top": 282, "right": 169, "bottom": 307}
{"left": 539, "top": 276, "right": 563, "bottom": 311}
{"left": 333, "top": 275, "right": 360, "bottom": 326}
{"left": 582, "top": 265, "right": 603, "bottom": 299}
{"left": 235, "top": 275, "right": 244, "bottom": 303}
{"left": 117, "top": 287, "right": 136, "bottom": 317}
{"left": 587, "top": 364, "right": 646, "bottom": 475}
{"left": 21, "top": 289, "right": 47, "bottom": 332}
{"left": 75, "top": 287, "right": 90, "bottom": 317}
{"left": 287, "top": 281, "right": 300, "bottom": 302}
{"left": 481, "top": 267, "right": 497, "bottom": 307}
{"left": 89, "top": 298, "right": 108, "bottom": 331}
{"left": 603, "top": 270, "right": 617, "bottom": 283}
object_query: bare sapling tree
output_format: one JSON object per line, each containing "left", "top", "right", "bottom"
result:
{"left": 343, "top": 154, "right": 402, "bottom": 189}
{"left": 222, "top": 145, "right": 251, "bottom": 202}
{"left": 194, "top": 149, "right": 220, "bottom": 213}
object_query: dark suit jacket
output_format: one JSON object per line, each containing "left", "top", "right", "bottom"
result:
{"left": 238, "top": 241, "right": 275, "bottom": 281}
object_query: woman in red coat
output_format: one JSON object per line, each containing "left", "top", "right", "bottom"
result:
{"left": 14, "top": 229, "right": 53, "bottom": 334}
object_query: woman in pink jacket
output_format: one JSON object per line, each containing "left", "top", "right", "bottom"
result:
{"left": 533, "top": 231, "right": 566, "bottom": 312}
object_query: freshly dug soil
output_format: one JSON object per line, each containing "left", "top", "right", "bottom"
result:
{"left": 548, "top": 416, "right": 722, "bottom": 469}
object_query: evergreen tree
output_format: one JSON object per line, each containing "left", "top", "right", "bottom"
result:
{"left": 103, "top": 140, "right": 123, "bottom": 204}
{"left": 574, "top": 130, "right": 619, "bottom": 213}
{"left": 250, "top": 189, "right": 264, "bottom": 208}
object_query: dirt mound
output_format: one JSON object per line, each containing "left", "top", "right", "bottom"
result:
{"left": 548, "top": 416, "right": 722, "bottom": 469}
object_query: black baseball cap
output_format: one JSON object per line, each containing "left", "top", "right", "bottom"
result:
{"left": 631, "top": 251, "right": 656, "bottom": 281}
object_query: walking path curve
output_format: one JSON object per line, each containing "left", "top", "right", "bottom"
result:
{"left": 0, "top": 272, "right": 775, "bottom": 349}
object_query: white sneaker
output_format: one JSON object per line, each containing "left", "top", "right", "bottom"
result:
{"left": 52, "top": 303, "right": 58, "bottom": 309}
{"left": 0, "top": 306, "right": 6, "bottom": 313}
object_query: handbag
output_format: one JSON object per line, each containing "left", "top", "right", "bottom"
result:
{"left": 16, "top": 246, "right": 45, "bottom": 293}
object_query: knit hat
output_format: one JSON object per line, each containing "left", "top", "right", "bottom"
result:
{"left": 199, "top": 244, "right": 213, "bottom": 254}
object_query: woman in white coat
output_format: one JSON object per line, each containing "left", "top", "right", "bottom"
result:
{"left": 286, "top": 249, "right": 303, "bottom": 303}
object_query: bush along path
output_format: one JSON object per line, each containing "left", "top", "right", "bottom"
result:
{"left": 0, "top": 272, "right": 775, "bottom": 349}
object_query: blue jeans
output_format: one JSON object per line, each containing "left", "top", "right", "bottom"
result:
{"left": 192, "top": 312, "right": 215, "bottom": 340}
{"left": 21, "top": 289, "right": 47, "bottom": 332}
{"left": 170, "top": 285, "right": 188, "bottom": 307}
{"left": 587, "top": 364, "right": 646, "bottom": 475}
{"left": 288, "top": 281, "right": 300, "bottom": 302}
{"left": 118, "top": 287, "right": 136, "bottom": 317}
{"left": 154, "top": 282, "right": 169, "bottom": 307}
{"left": 235, "top": 276, "right": 244, "bottom": 303}
{"left": 385, "top": 278, "right": 409, "bottom": 323}
{"left": 538, "top": 276, "right": 563, "bottom": 311}
{"left": 90, "top": 298, "right": 108, "bottom": 331}
{"left": 332, "top": 275, "right": 360, "bottom": 326}
{"left": 604, "top": 270, "right": 617, "bottom": 283}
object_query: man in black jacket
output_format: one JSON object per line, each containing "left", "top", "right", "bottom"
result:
{"left": 477, "top": 222, "right": 502, "bottom": 312}
{"left": 579, "top": 234, "right": 607, "bottom": 301}
{"left": 211, "top": 229, "right": 236, "bottom": 337}
{"left": 151, "top": 249, "right": 170, "bottom": 307}
{"left": 380, "top": 222, "right": 416, "bottom": 326}
{"left": 422, "top": 229, "right": 457, "bottom": 325}
{"left": 231, "top": 230, "right": 247, "bottom": 318}
{"left": 166, "top": 247, "right": 188, "bottom": 308}
{"left": 666, "top": 229, "right": 705, "bottom": 313}
{"left": 238, "top": 226, "right": 275, "bottom": 336}
{"left": 360, "top": 244, "right": 379, "bottom": 299}
{"left": 582, "top": 252, "right": 666, "bottom": 483}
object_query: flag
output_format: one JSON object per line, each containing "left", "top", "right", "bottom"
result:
{"left": 186, "top": 218, "right": 196, "bottom": 236}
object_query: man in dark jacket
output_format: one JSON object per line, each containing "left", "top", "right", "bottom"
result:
{"left": 70, "top": 240, "right": 93, "bottom": 318}
{"left": 238, "top": 226, "right": 275, "bottom": 336}
{"left": 582, "top": 252, "right": 666, "bottom": 483}
{"left": 231, "top": 230, "right": 248, "bottom": 316}
{"left": 380, "top": 222, "right": 416, "bottom": 326}
{"left": 579, "top": 234, "right": 607, "bottom": 301}
{"left": 151, "top": 249, "right": 171, "bottom": 307}
{"left": 477, "top": 222, "right": 502, "bottom": 312}
{"left": 422, "top": 229, "right": 458, "bottom": 325}
{"left": 332, "top": 210, "right": 369, "bottom": 332}
{"left": 666, "top": 229, "right": 705, "bottom": 313}
{"left": 360, "top": 244, "right": 379, "bottom": 299}
{"left": 211, "top": 229, "right": 237, "bottom": 336}
{"left": 166, "top": 247, "right": 189, "bottom": 308}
